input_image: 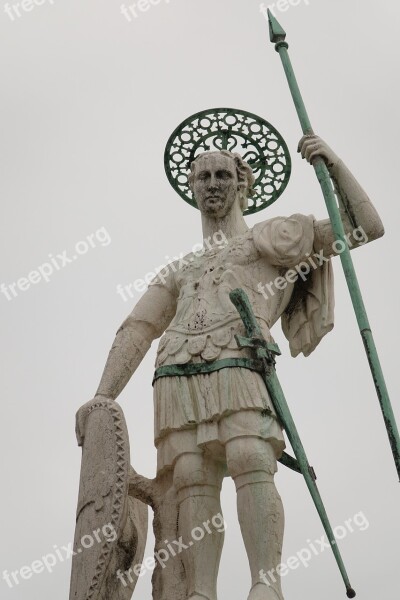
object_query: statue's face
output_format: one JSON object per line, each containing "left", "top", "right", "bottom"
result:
{"left": 192, "top": 154, "right": 239, "bottom": 218}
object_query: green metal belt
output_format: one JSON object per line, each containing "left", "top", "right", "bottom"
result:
{"left": 152, "top": 357, "right": 264, "bottom": 385}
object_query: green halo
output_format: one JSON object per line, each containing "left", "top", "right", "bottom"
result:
{"left": 164, "top": 107, "right": 291, "bottom": 216}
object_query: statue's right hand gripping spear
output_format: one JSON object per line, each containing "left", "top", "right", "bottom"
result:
{"left": 230, "top": 288, "right": 356, "bottom": 598}
{"left": 267, "top": 11, "right": 400, "bottom": 481}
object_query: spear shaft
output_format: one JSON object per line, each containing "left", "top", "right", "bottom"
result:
{"left": 267, "top": 10, "right": 400, "bottom": 481}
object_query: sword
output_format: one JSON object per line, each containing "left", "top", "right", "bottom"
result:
{"left": 267, "top": 10, "right": 400, "bottom": 482}
{"left": 230, "top": 287, "right": 356, "bottom": 598}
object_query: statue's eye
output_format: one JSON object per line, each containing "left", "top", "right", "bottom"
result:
{"left": 217, "top": 170, "right": 232, "bottom": 179}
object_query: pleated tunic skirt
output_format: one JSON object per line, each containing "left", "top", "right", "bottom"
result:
{"left": 153, "top": 367, "right": 286, "bottom": 474}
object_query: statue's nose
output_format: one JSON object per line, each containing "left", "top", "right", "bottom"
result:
{"left": 208, "top": 174, "right": 218, "bottom": 189}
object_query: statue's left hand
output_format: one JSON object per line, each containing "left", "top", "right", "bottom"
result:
{"left": 298, "top": 135, "right": 340, "bottom": 169}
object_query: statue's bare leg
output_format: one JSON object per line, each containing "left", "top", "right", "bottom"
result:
{"left": 226, "top": 436, "right": 284, "bottom": 600}
{"left": 173, "top": 451, "right": 226, "bottom": 600}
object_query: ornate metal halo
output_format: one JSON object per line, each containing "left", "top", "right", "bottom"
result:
{"left": 164, "top": 107, "right": 291, "bottom": 215}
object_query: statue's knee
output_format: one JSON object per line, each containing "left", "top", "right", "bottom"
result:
{"left": 226, "top": 438, "right": 277, "bottom": 490}
{"left": 173, "top": 453, "right": 223, "bottom": 504}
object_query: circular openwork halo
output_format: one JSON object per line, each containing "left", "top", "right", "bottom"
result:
{"left": 164, "top": 107, "right": 291, "bottom": 216}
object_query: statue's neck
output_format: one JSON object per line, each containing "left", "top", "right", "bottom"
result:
{"left": 201, "top": 204, "right": 249, "bottom": 242}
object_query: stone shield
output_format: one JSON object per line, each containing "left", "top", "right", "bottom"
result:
{"left": 69, "top": 400, "right": 148, "bottom": 600}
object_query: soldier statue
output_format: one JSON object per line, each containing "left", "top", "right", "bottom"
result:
{"left": 73, "top": 113, "right": 383, "bottom": 600}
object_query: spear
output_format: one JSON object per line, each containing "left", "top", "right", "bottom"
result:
{"left": 267, "top": 10, "right": 400, "bottom": 481}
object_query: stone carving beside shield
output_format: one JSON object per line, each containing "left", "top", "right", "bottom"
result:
{"left": 69, "top": 400, "right": 148, "bottom": 600}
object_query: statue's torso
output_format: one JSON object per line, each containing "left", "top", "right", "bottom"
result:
{"left": 155, "top": 228, "right": 294, "bottom": 367}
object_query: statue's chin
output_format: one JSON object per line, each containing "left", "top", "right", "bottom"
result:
{"left": 200, "top": 198, "right": 231, "bottom": 218}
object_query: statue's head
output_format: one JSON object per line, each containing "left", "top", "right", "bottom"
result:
{"left": 188, "top": 150, "right": 255, "bottom": 218}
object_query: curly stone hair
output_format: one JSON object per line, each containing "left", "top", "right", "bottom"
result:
{"left": 188, "top": 150, "right": 255, "bottom": 212}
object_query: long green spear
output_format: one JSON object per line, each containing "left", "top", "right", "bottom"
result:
{"left": 267, "top": 10, "right": 400, "bottom": 481}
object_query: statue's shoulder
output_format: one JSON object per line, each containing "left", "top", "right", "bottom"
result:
{"left": 252, "top": 213, "right": 316, "bottom": 267}
{"left": 253, "top": 213, "right": 315, "bottom": 239}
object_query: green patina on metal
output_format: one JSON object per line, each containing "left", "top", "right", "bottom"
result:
{"left": 164, "top": 107, "right": 292, "bottom": 215}
{"left": 152, "top": 357, "right": 264, "bottom": 383}
{"left": 229, "top": 288, "right": 356, "bottom": 599}
{"left": 268, "top": 9, "right": 400, "bottom": 485}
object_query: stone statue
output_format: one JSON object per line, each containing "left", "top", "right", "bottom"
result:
{"left": 71, "top": 132, "right": 384, "bottom": 600}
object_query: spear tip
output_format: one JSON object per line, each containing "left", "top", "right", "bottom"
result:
{"left": 267, "top": 9, "right": 287, "bottom": 43}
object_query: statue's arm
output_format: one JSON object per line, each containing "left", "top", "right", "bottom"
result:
{"left": 76, "top": 284, "right": 176, "bottom": 444}
{"left": 298, "top": 135, "right": 385, "bottom": 253}
{"left": 95, "top": 285, "right": 176, "bottom": 399}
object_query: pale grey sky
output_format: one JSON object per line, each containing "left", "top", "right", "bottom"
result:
{"left": 1, "top": 1, "right": 399, "bottom": 599}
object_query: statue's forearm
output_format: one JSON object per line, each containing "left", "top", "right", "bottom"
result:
{"left": 329, "top": 159, "right": 384, "bottom": 240}
{"left": 314, "top": 158, "right": 384, "bottom": 254}
{"left": 95, "top": 319, "right": 155, "bottom": 400}
{"left": 94, "top": 284, "right": 177, "bottom": 400}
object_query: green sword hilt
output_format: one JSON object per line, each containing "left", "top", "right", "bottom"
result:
{"left": 229, "top": 288, "right": 281, "bottom": 363}
{"left": 235, "top": 334, "right": 281, "bottom": 364}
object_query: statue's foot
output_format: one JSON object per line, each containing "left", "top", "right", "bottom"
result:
{"left": 248, "top": 582, "right": 283, "bottom": 600}
{"left": 188, "top": 594, "right": 211, "bottom": 600}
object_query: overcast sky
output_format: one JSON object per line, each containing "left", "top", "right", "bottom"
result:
{"left": 1, "top": 1, "right": 399, "bottom": 599}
